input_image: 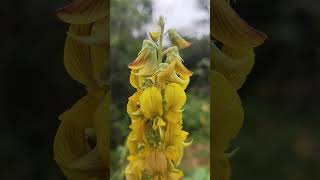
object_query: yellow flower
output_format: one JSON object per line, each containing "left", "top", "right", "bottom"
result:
{"left": 125, "top": 16, "right": 192, "bottom": 180}
{"left": 128, "top": 40, "right": 159, "bottom": 77}
{"left": 139, "top": 86, "right": 163, "bottom": 119}
{"left": 168, "top": 29, "right": 191, "bottom": 49}
{"left": 164, "top": 46, "right": 193, "bottom": 77}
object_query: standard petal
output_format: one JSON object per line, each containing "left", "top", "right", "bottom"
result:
{"left": 164, "top": 83, "right": 186, "bottom": 111}
{"left": 57, "top": 0, "right": 108, "bottom": 24}
{"left": 168, "top": 29, "right": 191, "bottom": 49}
{"left": 211, "top": 43, "right": 254, "bottom": 89}
{"left": 211, "top": 0, "right": 267, "bottom": 47}
{"left": 64, "top": 24, "right": 96, "bottom": 88}
{"left": 139, "top": 86, "right": 163, "bottom": 118}
{"left": 59, "top": 91, "right": 103, "bottom": 128}
{"left": 210, "top": 70, "right": 244, "bottom": 154}
{"left": 54, "top": 122, "right": 106, "bottom": 179}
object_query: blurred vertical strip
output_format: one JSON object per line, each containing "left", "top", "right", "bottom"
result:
{"left": 53, "top": 0, "right": 110, "bottom": 179}
{"left": 211, "top": 0, "right": 266, "bottom": 179}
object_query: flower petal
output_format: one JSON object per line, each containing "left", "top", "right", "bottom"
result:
{"left": 210, "top": 70, "right": 244, "bottom": 154}
{"left": 211, "top": 43, "right": 254, "bottom": 89}
{"left": 211, "top": 0, "right": 267, "bottom": 47}
{"left": 59, "top": 91, "right": 103, "bottom": 128}
{"left": 57, "top": 0, "right": 108, "bottom": 24}
{"left": 164, "top": 83, "right": 186, "bottom": 111}
{"left": 67, "top": 18, "right": 108, "bottom": 46}
{"left": 139, "top": 86, "right": 163, "bottom": 118}
{"left": 64, "top": 24, "right": 96, "bottom": 88}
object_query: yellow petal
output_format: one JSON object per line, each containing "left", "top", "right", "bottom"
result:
{"left": 211, "top": 43, "right": 254, "bottom": 89}
{"left": 64, "top": 24, "right": 96, "bottom": 88}
{"left": 139, "top": 86, "right": 163, "bottom": 118}
{"left": 67, "top": 18, "right": 108, "bottom": 46}
{"left": 164, "top": 110, "right": 182, "bottom": 124}
{"left": 168, "top": 29, "right": 191, "bottom": 49}
{"left": 127, "top": 132, "right": 138, "bottom": 155}
{"left": 130, "top": 70, "right": 140, "bottom": 90}
{"left": 174, "top": 58, "right": 193, "bottom": 77}
{"left": 156, "top": 61, "right": 176, "bottom": 88}
{"left": 144, "top": 149, "right": 167, "bottom": 174}
{"left": 127, "top": 92, "right": 142, "bottom": 119}
{"left": 125, "top": 158, "right": 144, "bottom": 180}
{"left": 211, "top": 0, "right": 267, "bottom": 47}
{"left": 128, "top": 50, "right": 148, "bottom": 70}
{"left": 211, "top": 70, "right": 244, "bottom": 154}
{"left": 149, "top": 31, "right": 160, "bottom": 42}
{"left": 129, "top": 119, "right": 146, "bottom": 143}
{"left": 93, "top": 92, "right": 109, "bottom": 163}
{"left": 164, "top": 83, "right": 186, "bottom": 111}
{"left": 54, "top": 122, "right": 106, "bottom": 179}
{"left": 59, "top": 91, "right": 103, "bottom": 128}
{"left": 57, "top": 0, "right": 108, "bottom": 24}
{"left": 134, "top": 50, "right": 158, "bottom": 77}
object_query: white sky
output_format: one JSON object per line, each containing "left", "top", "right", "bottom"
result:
{"left": 145, "top": 0, "right": 209, "bottom": 44}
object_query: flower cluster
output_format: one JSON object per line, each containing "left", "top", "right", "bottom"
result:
{"left": 124, "top": 17, "right": 192, "bottom": 180}
{"left": 211, "top": 0, "right": 267, "bottom": 179}
{"left": 53, "top": 0, "right": 109, "bottom": 179}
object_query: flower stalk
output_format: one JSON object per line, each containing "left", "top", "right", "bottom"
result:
{"left": 125, "top": 16, "right": 192, "bottom": 180}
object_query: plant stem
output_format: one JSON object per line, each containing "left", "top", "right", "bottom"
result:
{"left": 157, "top": 17, "right": 165, "bottom": 65}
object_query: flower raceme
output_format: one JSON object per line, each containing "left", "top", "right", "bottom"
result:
{"left": 53, "top": 0, "right": 109, "bottom": 179}
{"left": 125, "top": 17, "right": 192, "bottom": 180}
{"left": 211, "top": 0, "right": 267, "bottom": 179}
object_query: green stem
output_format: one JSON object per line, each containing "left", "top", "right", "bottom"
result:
{"left": 157, "top": 17, "right": 164, "bottom": 65}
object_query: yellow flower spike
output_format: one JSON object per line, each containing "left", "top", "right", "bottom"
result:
{"left": 93, "top": 92, "right": 109, "bottom": 164}
{"left": 57, "top": 0, "right": 108, "bottom": 24}
{"left": 164, "top": 46, "right": 193, "bottom": 77}
{"left": 168, "top": 29, "right": 191, "bottom": 49}
{"left": 144, "top": 148, "right": 168, "bottom": 174}
{"left": 149, "top": 31, "right": 160, "bottom": 42}
{"left": 164, "top": 83, "right": 186, "bottom": 112}
{"left": 139, "top": 86, "right": 163, "bottom": 118}
{"left": 210, "top": 70, "right": 244, "bottom": 155}
{"left": 211, "top": 0, "right": 267, "bottom": 47}
{"left": 211, "top": 43, "right": 254, "bottom": 89}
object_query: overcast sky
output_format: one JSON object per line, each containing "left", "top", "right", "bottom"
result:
{"left": 145, "top": 0, "right": 209, "bottom": 43}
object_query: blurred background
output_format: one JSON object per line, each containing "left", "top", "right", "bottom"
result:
{"left": 229, "top": 1, "right": 320, "bottom": 180}
{"left": 110, "top": 0, "right": 210, "bottom": 179}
